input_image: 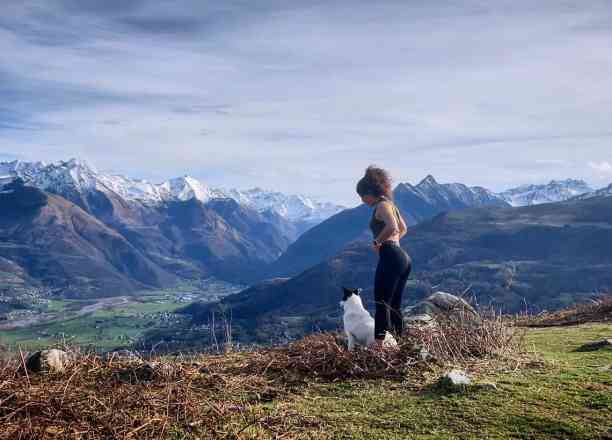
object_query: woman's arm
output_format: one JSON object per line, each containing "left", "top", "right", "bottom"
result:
{"left": 397, "top": 210, "right": 408, "bottom": 239}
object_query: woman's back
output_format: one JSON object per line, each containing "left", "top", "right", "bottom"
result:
{"left": 369, "top": 198, "right": 403, "bottom": 240}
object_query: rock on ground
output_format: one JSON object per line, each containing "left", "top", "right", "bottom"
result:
{"left": 404, "top": 313, "right": 435, "bottom": 327}
{"left": 436, "top": 369, "right": 472, "bottom": 392}
{"left": 26, "top": 349, "right": 71, "bottom": 373}
{"left": 403, "top": 291, "right": 479, "bottom": 327}
{"left": 575, "top": 339, "right": 612, "bottom": 352}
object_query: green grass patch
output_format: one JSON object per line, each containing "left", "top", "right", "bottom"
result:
{"left": 269, "top": 324, "right": 612, "bottom": 439}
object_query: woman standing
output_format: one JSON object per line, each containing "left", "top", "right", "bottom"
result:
{"left": 356, "top": 166, "right": 412, "bottom": 341}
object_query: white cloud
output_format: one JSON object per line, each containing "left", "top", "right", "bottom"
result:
{"left": 1, "top": 1, "right": 612, "bottom": 204}
{"left": 588, "top": 161, "right": 612, "bottom": 173}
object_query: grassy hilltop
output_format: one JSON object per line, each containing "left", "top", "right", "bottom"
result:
{"left": 301, "top": 323, "right": 611, "bottom": 440}
{"left": 0, "top": 308, "right": 610, "bottom": 439}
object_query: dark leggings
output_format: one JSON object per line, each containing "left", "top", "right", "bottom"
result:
{"left": 374, "top": 242, "right": 412, "bottom": 339}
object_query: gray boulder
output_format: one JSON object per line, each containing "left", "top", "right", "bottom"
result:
{"left": 436, "top": 369, "right": 471, "bottom": 392}
{"left": 404, "top": 313, "right": 435, "bottom": 327}
{"left": 575, "top": 339, "right": 611, "bottom": 352}
{"left": 26, "top": 349, "right": 71, "bottom": 373}
{"left": 404, "top": 291, "right": 478, "bottom": 326}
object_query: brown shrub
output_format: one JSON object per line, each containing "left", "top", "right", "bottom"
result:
{"left": 515, "top": 295, "right": 612, "bottom": 327}
{"left": 408, "top": 309, "right": 523, "bottom": 364}
{"left": 241, "top": 333, "right": 427, "bottom": 382}
{"left": 243, "top": 312, "right": 522, "bottom": 381}
{"left": 0, "top": 351, "right": 323, "bottom": 440}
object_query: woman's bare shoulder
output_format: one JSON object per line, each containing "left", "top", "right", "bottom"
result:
{"left": 374, "top": 200, "right": 394, "bottom": 217}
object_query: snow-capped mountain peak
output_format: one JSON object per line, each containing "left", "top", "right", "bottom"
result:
{"left": 0, "top": 160, "right": 47, "bottom": 182}
{"left": 498, "top": 179, "right": 593, "bottom": 206}
{"left": 398, "top": 175, "right": 509, "bottom": 208}
{"left": 0, "top": 158, "right": 178, "bottom": 204}
{"left": 1, "top": 158, "right": 103, "bottom": 196}
{"left": 221, "top": 187, "right": 344, "bottom": 222}
{"left": 158, "top": 176, "right": 221, "bottom": 203}
{"left": 0, "top": 158, "right": 344, "bottom": 224}
{"left": 418, "top": 175, "right": 438, "bottom": 187}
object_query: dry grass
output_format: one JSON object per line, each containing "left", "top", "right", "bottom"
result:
{"left": 0, "top": 314, "right": 523, "bottom": 439}
{"left": 240, "top": 334, "right": 431, "bottom": 383}
{"left": 0, "top": 351, "right": 324, "bottom": 439}
{"left": 408, "top": 309, "right": 524, "bottom": 364}
{"left": 234, "top": 311, "right": 523, "bottom": 383}
{"left": 515, "top": 295, "right": 612, "bottom": 328}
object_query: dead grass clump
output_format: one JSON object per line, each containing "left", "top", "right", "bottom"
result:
{"left": 515, "top": 295, "right": 612, "bottom": 327}
{"left": 241, "top": 313, "right": 522, "bottom": 382}
{"left": 408, "top": 309, "right": 523, "bottom": 364}
{"left": 0, "top": 351, "right": 324, "bottom": 440}
{"left": 240, "top": 333, "right": 431, "bottom": 382}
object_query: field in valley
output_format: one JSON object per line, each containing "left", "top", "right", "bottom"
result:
{"left": 0, "top": 279, "right": 244, "bottom": 350}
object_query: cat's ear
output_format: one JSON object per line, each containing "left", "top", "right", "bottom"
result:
{"left": 342, "top": 286, "right": 351, "bottom": 293}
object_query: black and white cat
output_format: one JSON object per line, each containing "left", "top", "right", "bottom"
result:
{"left": 340, "top": 287, "right": 398, "bottom": 350}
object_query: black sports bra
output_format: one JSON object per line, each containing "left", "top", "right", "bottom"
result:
{"left": 369, "top": 197, "right": 402, "bottom": 238}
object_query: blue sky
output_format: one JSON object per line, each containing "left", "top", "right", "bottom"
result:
{"left": 1, "top": 0, "right": 611, "bottom": 205}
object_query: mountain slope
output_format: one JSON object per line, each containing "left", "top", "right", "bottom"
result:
{"left": 575, "top": 183, "right": 612, "bottom": 200}
{"left": 394, "top": 175, "right": 508, "bottom": 223}
{"left": 263, "top": 204, "right": 372, "bottom": 279}
{"left": 222, "top": 187, "right": 344, "bottom": 230}
{"left": 0, "top": 178, "right": 291, "bottom": 293}
{"left": 0, "top": 159, "right": 342, "bottom": 229}
{"left": 1, "top": 160, "right": 301, "bottom": 285}
{"left": 0, "top": 180, "right": 176, "bottom": 297}
{"left": 155, "top": 198, "right": 291, "bottom": 283}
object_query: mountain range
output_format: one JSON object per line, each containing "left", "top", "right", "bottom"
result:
{"left": 497, "top": 179, "right": 593, "bottom": 206}
{"left": 0, "top": 179, "right": 175, "bottom": 297}
{"left": 0, "top": 159, "right": 344, "bottom": 228}
{"left": 1, "top": 158, "right": 608, "bottom": 311}
{"left": 575, "top": 182, "right": 612, "bottom": 200}
{"left": 264, "top": 176, "right": 601, "bottom": 278}
{"left": 0, "top": 159, "right": 346, "bottom": 296}
{"left": 265, "top": 175, "right": 511, "bottom": 278}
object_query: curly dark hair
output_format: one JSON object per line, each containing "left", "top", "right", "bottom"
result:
{"left": 356, "top": 165, "right": 393, "bottom": 199}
